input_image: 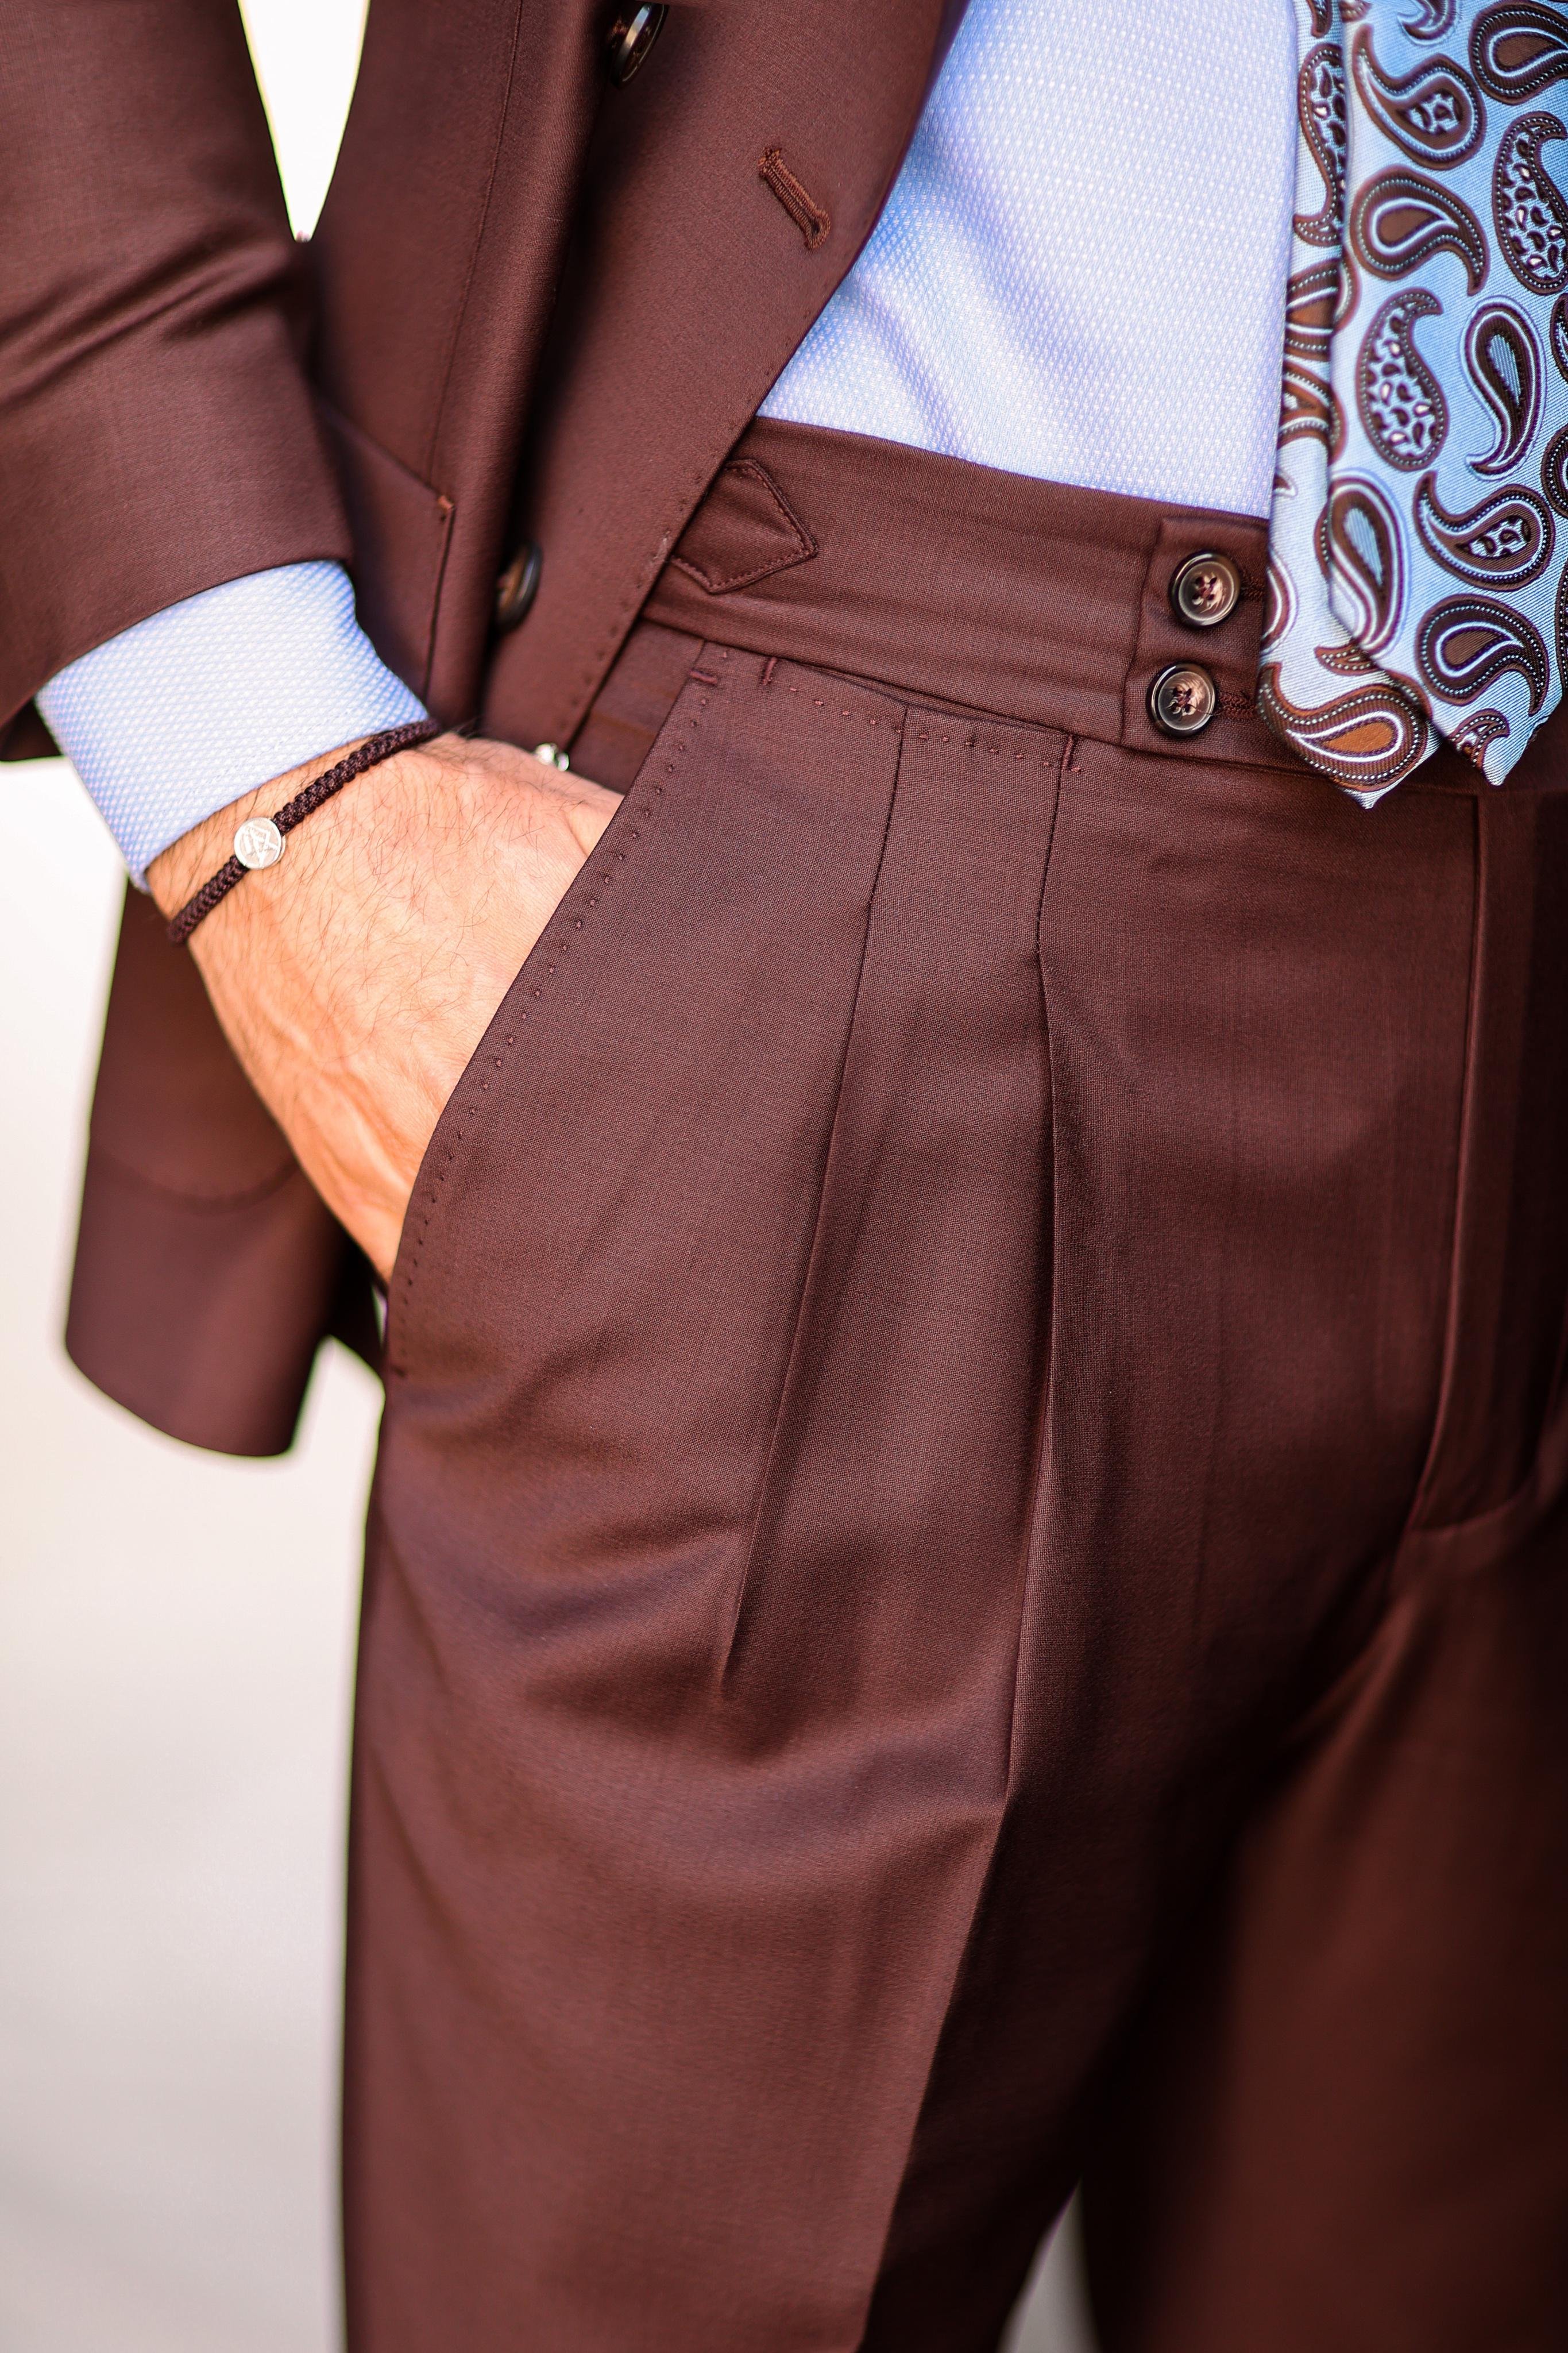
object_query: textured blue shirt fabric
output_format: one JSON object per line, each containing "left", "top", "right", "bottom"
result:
{"left": 47, "top": 0, "right": 1299, "bottom": 878}
{"left": 762, "top": 0, "right": 1300, "bottom": 519}
{"left": 38, "top": 561, "right": 426, "bottom": 886}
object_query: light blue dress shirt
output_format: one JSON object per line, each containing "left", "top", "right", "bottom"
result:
{"left": 37, "top": 561, "right": 426, "bottom": 888}
{"left": 43, "top": 0, "right": 1297, "bottom": 883}
{"left": 762, "top": 0, "right": 1299, "bottom": 514}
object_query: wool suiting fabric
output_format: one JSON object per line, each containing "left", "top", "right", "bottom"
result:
{"left": 344, "top": 424, "right": 1568, "bottom": 2350}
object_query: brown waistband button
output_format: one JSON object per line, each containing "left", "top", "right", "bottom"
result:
{"left": 1149, "top": 662, "right": 1218, "bottom": 737}
{"left": 1169, "top": 551, "right": 1241, "bottom": 628}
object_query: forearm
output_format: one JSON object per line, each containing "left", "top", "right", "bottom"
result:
{"left": 143, "top": 728, "right": 619, "bottom": 1279}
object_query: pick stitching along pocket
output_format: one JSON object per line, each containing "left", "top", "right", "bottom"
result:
{"left": 383, "top": 695, "right": 693, "bottom": 1380}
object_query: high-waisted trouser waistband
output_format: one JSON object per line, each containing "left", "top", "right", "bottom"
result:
{"left": 638, "top": 416, "right": 1302, "bottom": 774}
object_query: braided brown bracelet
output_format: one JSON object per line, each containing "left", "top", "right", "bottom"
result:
{"left": 165, "top": 718, "right": 443, "bottom": 947}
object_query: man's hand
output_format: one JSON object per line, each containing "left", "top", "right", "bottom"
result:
{"left": 147, "top": 733, "right": 620, "bottom": 1280}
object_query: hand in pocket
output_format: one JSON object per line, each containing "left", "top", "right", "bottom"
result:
{"left": 148, "top": 732, "right": 620, "bottom": 1279}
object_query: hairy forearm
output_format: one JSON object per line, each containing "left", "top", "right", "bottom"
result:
{"left": 148, "top": 732, "right": 619, "bottom": 1276}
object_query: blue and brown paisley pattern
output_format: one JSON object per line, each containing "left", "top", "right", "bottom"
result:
{"left": 1263, "top": 556, "right": 1298, "bottom": 652}
{"left": 1416, "top": 592, "right": 1551, "bottom": 700}
{"left": 1258, "top": 663, "right": 1431, "bottom": 786}
{"left": 1357, "top": 290, "right": 1450, "bottom": 462}
{"left": 1315, "top": 639, "right": 1387, "bottom": 670}
{"left": 1265, "top": 1, "right": 1568, "bottom": 793}
{"left": 1351, "top": 30, "right": 1486, "bottom": 163}
{"left": 1550, "top": 288, "right": 1568, "bottom": 369}
{"left": 1450, "top": 703, "right": 1513, "bottom": 752}
{"left": 1413, "top": 467, "right": 1555, "bottom": 578}
{"left": 1351, "top": 167, "right": 1490, "bottom": 284}
{"left": 1320, "top": 474, "right": 1411, "bottom": 644}
{"left": 1553, "top": 547, "right": 1568, "bottom": 665}
{"left": 1540, "top": 416, "right": 1568, "bottom": 504}
{"left": 1470, "top": 4, "right": 1568, "bottom": 103}
{"left": 1463, "top": 299, "right": 1544, "bottom": 463}
{"left": 1492, "top": 111, "right": 1568, "bottom": 291}
{"left": 1404, "top": 1, "right": 1461, "bottom": 39}
{"left": 1285, "top": 258, "right": 1355, "bottom": 358}
{"left": 1281, "top": 357, "right": 1347, "bottom": 448}
{"left": 1297, "top": 42, "right": 1351, "bottom": 243}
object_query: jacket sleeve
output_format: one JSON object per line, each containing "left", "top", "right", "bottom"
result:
{"left": 0, "top": 0, "right": 352, "bottom": 735}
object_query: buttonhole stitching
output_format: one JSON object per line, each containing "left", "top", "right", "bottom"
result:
{"left": 758, "top": 146, "right": 831, "bottom": 250}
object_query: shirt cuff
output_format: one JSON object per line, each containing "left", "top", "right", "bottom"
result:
{"left": 36, "top": 561, "right": 429, "bottom": 888}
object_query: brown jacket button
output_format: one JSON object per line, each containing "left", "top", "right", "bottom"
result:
{"left": 607, "top": 6, "right": 666, "bottom": 84}
{"left": 495, "top": 542, "right": 542, "bottom": 632}
{"left": 1149, "top": 662, "right": 1218, "bottom": 736}
{"left": 1169, "top": 550, "right": 1241, "bottom": 628}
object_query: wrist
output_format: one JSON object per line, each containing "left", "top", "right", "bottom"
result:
{"left": 145, "top": 738, "right": 374, "bottom": 919}
{"left": 148, "top": 726, "right": 456, "bottom": 928}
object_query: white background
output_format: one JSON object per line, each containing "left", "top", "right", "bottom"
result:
{"left": 0, "top": 5, "right": 1094, "bottom": 2344}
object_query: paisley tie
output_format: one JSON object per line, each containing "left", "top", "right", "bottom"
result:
{"left": 1262, "top": 0, "right": 1568, "bottom": 801}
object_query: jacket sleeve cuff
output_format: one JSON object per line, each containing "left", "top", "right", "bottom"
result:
{"left": 36, "top": 561, "right": 428, "bottom": 888}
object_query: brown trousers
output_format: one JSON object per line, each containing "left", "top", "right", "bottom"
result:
{"left": 349, "top": 422, "right": 1568, "bottom": 2352}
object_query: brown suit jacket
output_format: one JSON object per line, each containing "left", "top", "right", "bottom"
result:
{"left": 0, "top": 0, "right": 959, "bottom": 1453}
